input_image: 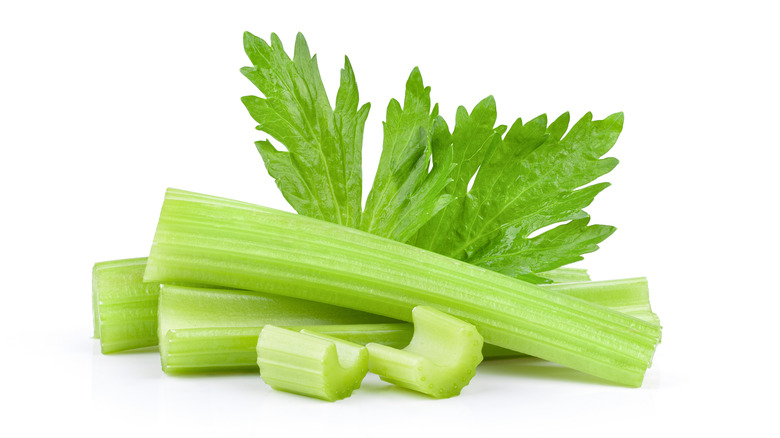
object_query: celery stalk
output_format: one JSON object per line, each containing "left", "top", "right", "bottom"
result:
{"left": 537, "top": 267, "right": 591, "bottom": 283}
{"left": 257, "top": 326, "right": 368, "bottom": 402}
{"left": 145, "top": 189, "right": 662, "bottom": 387}
{"left": 367, "top": 306, "right": 483, "bottom": 398}
{"left": 93, "top": 258, "right": 159, "bottom": 353}
{"left": 164, "top": 324, "right": 413, "bottom": 374}
{"left": 158, "top": 284, "right": 393, "bottom": 372}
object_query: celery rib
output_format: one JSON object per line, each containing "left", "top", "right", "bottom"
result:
{"left": 145, "top": 189, "right": 662, "bottom": 386}
{"left": 93, "top": 258, "right": 159, "bottom": 353}
{"left": 367, "top": 306, "right": 483, "bottom": 398}
{"left": 158, "top": 284, "right": 392, "bottom": 373}
{"left": 257, "top": 326, "right": 368, "bottom": 402}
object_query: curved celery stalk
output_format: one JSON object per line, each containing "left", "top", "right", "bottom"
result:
{"left": 257, "top": 326, "right": 368, "bottom": 402}
{"left": 164, "top": 323, "right": 413, "bottom": 374}
{"left": 145, "top": 189, "right": 662, "bottom": 387}
{"left": 367, "top": 306, "right": 483, "bottom": 398}
{"left": 93, "top": 258, "right": 159, "bottom": 353}
{"left": 158, "top": 284, "right": 392, "bottom": 373}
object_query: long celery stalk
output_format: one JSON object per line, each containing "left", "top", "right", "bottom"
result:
{"left": 145, "top": 189, "right": 662, "bottom": 386}
{"left": 159, "top": 278, "right": 658, "bottom": 372}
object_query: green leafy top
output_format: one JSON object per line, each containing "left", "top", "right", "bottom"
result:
{"left": 242, "top": 32, "right": 621, "bottom": 282}
{"left": 241, "top": 32, "right": 369, "bottom": 228}
{"left": 359, "top": 68, "right": 455, "bottom": 242}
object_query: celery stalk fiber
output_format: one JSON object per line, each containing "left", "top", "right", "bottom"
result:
{"left": 145, "top": 189, "right": 662, "bottom": 386}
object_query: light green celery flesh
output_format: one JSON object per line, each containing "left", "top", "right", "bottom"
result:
{"left": 93, "top": 258, "right": 159, "bottom": 353}
{"left": 257, "top": 326, "right": 368, "bottom": 402}
{"left": 165, "top": 324, "right": 412, "bottom": 373}
{"left": 367, "top": 306, "right": 483, "bottom": 399}
{"left": 537, "top": 267, "right": 591, "bottom": 283}
{"left": 158, "top": 284, "right": 393, "bottom": 372}
{"left": 145, "top": 189, "right": 662, "bottom": 387}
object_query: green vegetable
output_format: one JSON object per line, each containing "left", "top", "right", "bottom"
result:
{"left": 257, "top": 326, "right": 368, "bottom": 402}
{"left": 158, "top": 284, "right": 392, "bottom": 373}
{"left": 241, "top": 32, "right": 368, "bottom": 228}
{"left": 537, "top": 267, "right": 592, "bottom": 283}
{"left": 165, "top": 323, "right": 414, "bottom": 374}
{"left": 144, "top": 188, "right": 661, "bottom": 387}
{"left": 359, "top": 68, "right": 454, "bottom": 241}
{"left": 157, "top": 278, "right": 657, "bottom": 372}
{"left": 367, "top": 306, "right": 483, "bottom": 398}
{"left": 241, "top": 32, "right": 620, "bottom": 282}
{"left": 92, "top": 258, "right": 159, "bottom": 353}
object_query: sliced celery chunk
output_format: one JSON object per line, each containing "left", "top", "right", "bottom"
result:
{"left": 145, "top": 189, "right": 661, "bottom": 386}
{"left": 367, "top": 306, "right": 483, "bottom": 398}
{"left": 93, "top": 258, "right": 159, "bottom": 353}
{"left": 257, "top": 326, "right": 368, "bottom": 402}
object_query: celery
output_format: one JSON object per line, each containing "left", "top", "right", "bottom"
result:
{"left": 93, "top": 258, "right": 159, "bottom": 353}
{"left": 158, "top": 284, "right": 392, "bottom": 372}
{"left": 159, "top": 278, "right": 658, "bottom": 372}
{"left": 367, "top": 306, "right": 483, "bottom": 398}
{"left": 537, "top": 267, "right": 591, "bottom": 283}
{"left": 145, "top": 189, "right": 662, "bottom": 387}
{"left": 257, "top": 326, "right": 368, "bottom": 402}
{"left": 164, "top": 324, "right": 413, "bottom": 374}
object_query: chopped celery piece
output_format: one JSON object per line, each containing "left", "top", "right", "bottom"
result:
{"left": 158, "top": 284, "right": 393, "bottom": 373}
{"left": 93, "top": 258, "right": 159, "bottom": 353}
{"left": 164, "top": 323, "right": 413, "bottom": 374}
{"left": 367, "top": 306, "right": 483, "bottom": 398}
{"left": 537, "top": 267, "right": 591, "bottom": 283}
{"left": 145, "top": 189, "right": 662, "bottom": 387}
{"left": 257, "top": 326, "right": 368, "bottom": 402}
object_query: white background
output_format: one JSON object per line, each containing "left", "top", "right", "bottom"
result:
{"left": 2, "top": 0, "right": 778, "bottom": 436}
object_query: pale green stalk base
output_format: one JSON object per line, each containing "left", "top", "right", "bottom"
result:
{"left": 257, "top": 326, "right": 368, "bottom": 402}
{"left": 145, "top": 189, "right": 662, "bottom": 387}
{"left": 158, "top": 284, "right": 393, "bottom": 372}
{"left": 367, "top": 306, "right": 483, "bottom": 399}
{"left": 93, "top": 258, "right": 159, "bottom": 353}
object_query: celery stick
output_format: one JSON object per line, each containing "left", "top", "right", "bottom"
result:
{"left": 93, "top": 258, "right": 159, "bottom": 353}
{"left": 160, "top": 278, "right": 659, "bottom": 372}
{"left": 367, "top": 306, "right": 483, "bottom": 398}
{"left": 145, "top": 189, "right": 662, "bottom": 387}
{"left": 542, "top": 277, "right": 661, "bottom": 326}
{"left": 537, "top": 267, "right": 591, "bottom": 283}
{"left": 158, "top": 284, "right": 393, "bottom": 373}
{"left": 257, "top": 326, "right": 369, "bottom": 402}
{"left": 164, "top": 324, "right": 413, "bottom": 374}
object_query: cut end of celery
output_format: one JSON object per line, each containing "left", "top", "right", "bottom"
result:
{"left": 367, "top": 306, "right": 484, "bottom": 399}
{"left": 257, "top": 325, "right": 368, "bottom": 402}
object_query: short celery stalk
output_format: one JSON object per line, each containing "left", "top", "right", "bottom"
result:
{"left": 537, "top": 267, "right": 591, "bottom": 283}
{"left": 257, "top": 326, "right": 368, "bottom": 402}
{"left": 158, "top": 284, "right": 393, "bottom": 372}
{"left": 93, "top": 258, "right": 159, "bottom": 353}
{"left": 145, "top": 189, "right": 662, "bottom": 387}
{"left": 164, "top": 323, "right": 413, "bottom": 374}
{"left": 367, "top": 306, "right": 483, "bottom": 398}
